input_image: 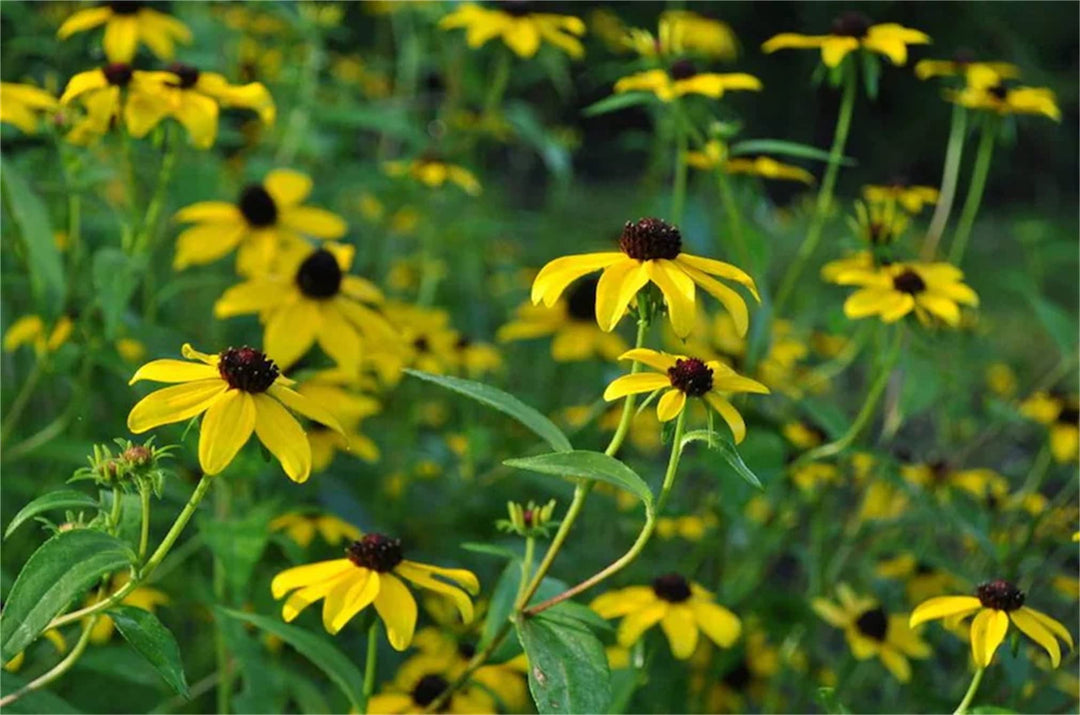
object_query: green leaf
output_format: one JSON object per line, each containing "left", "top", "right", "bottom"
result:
{"left": 861, "top": 51, "right": 881, "bottom": 100}
{"left": 0, "top": 671, "right": 80, "bottom": 713}
{"left": 461, "top": 542, "right": 518, "bottom": 561}
{"left": 816, "top": 686, "right": 851, "bottom": 715}
{"left": 582, "top": 92, "right": 653, "bottom": 117}
{"left": 198, "top": 506, "right": 273, "bottom": 602}
{"left": 503, "top": 451, "right": 652, "bottom": 507}
{"left": 92, "top": 248, "right": 143, "bottom": 340}
{"left": 5, "top": 490, "right": 100, "bottom": 539}
{"left": 405, "top": 370, "right": 573, "bottom": 452}
{"left": 0, "top": 157, "right": 64, "bottom": 315}
{"left": 109, "top": 605, "right": 189, "bottom": 697}
{"left": 727, "top": 139, "right": 856, "bottom": 167}
{"left": 1027, "top": 293, "right": 1076, "bottom": 353}
{"left": 681, "top": 430, "right": 764, "bottom": 490}
{"left": 969, "top": 707, "right": 1018, "bottom": 714}
{"left": 219, "top": 608, "right": 365, "bottom": 711}
{"left": 516, "top": 609, "right": 612, "bottom": 714}
{"left": 1, "top": 529, "right": 135, "bottom": 661}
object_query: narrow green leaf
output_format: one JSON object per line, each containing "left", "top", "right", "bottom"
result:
{"left": 582, "top": 92, "right": 652, "bottom": 117}
{"left": 861, "top": 52, "right": 881, "bottom": 100}
{"left": 517, "top": 609, "right": 612, "bottom": 714}
{"left": 503, "top": 450, "right": 652, "bottom": 507}
{"left": 0, "top": 157, "right": 64, "bottom": 315}
{"left": 681, "top": 430, "right": 764, "bottom": 490}
{"left": 727, "top": 139, "right": 856, "bottom": 167}
{"left": 219, "top": 608, "right": 365, "bottom": 711}
{"left": 109, "top": 605, "right": 189, "bottom": 697}
{"left": 92, "top": 249, "right": 143, "bottom": 340}
{"left": 197, "top": 504, "right": 274, "bottom": 601}
{"left": 5, "top": 490, "right": 100, "bottom": 539}
{"left": 405, "top": 370, "right": 573, "bottom": 452}
{"left": 460, "top": 542, "right": 518, "bottom": 561}
{"left": 1, "top": 529, "right": 135, "bottom": 661}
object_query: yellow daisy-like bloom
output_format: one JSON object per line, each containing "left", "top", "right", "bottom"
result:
{"left": 271, "top": 532, "right": 479, "bottom": 649}
{"left": 947, "top": 81, "right": 1061, "bottom": 122}
{"left": 455, "top": 338, "right": 502, "bottom": 379}
{"left": 685, "top": 141, "right": 814, "bottom": 184}
{"left": 655, "top": 513, "right": 717, "bottom": 542}
{"left": 438, "top": 3, "right": 586, "bottom": 59}
{"left": 876, "top": 554, "right": 957, "bottom": 605}
{"left": 910, "top": 580, "right": 1074, "bottom": 667}
{"left": 86, "top": 573, "right": 169, "bottom": 644}
{"left": 700, "top": 628, "right": 783, "bottom": 713}
{"left": 57, "top": 2, "right": 192, "bottom": 63}
{"left": 497, "top": 277, "right": 628, "bottom": 362}
{"left": 270, "top": 512, "right": 362, "bottom": 549}
{"left": 214, "top": 242, "right": 395, "bottom": 371}
{"left": 126, "top": 343, "right": 342, "bottom": 482}
{"left": 790, "top": 461, "right": 841, "bottom": 493}
{"left": 624, "top": 11, "right": 737, "bottom": 62}
{"left": 1019, "top": 391, "right": 1079, "bottom": 463}
{"left": 59, "top": 63, "right": 149, "bottom": 144}
{"left": 381, "top": 302, "right": 464, "bottom": 378}
{"left": 762, "top": 12, "right": 930, "bottom": 68}
{"left": 849, "top": 198, "right": 910, "bottom": 246}
{"left": 531, "top": 217, "right": 759, "bottom": 338}
{"left": 915, "top": 56, "right": 1021, "bottom": 86}
{"left": 862, "top": 183, "right": 939, "bottom": 214}
{"left": 367, "top": 654, "right": 495, "bottom": 714}
{"left": 172, "top": 169, "right": 347, "bottom": 273}
{"left": 812, "top": 584, "right": 930, "bottom": 682}
{"left": 604, "top": 348, "right": 768, "bottom": 440}
{"left": 782, "top": 421, "right": 826, "bottom": 450}
{"left": 900, "top": 461, "right": 1009, "bottom": 504}
{"left": 590, "top": 573, "right": 742, "bottom": 660}
{"left": 382, "top": 157, "right": 482, "bottom": 196}
{"left": 0, "top": 83, "right": 58, "bottom": 133}
{"left": 614, "top": 60, "right": 761, "bottom": 103}
{"left": 834, "top": 261, "right": 978, "bottom": 327}
{"left": 296, "top": 370, "right": 381, "bottom": 471}
{"left": 3, "top": 315, "right": 73, "bottom": 356}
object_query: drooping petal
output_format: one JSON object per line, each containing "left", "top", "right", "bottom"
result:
{"left": 373, "top": 572, "right": 418, "bottom": 651}
{"left": 173, "top": 91, "right": 219, "bottom": 149}
{"left": 531, "top": 253, "right": 624, "bottom": 307}
{"left": 878, "top": 647, "right": 912, "bottom": 683}
{"left": 127, "top": 379, "right": 227, "bottom": 433}
{"left": 590, "top": 587, "right": 657, "bottom": 619}
{"left": 279, "top": 206, "right": 348, "bottom": 240}
{"left": 315, "top": 304, "right": 363, "bottom": 372}
{"left": 711, "top": 374, "right": 771, "bottom": 395}
{"left": 173, "top": 221, "right": 247, "bottom": 270}
{"left": 395, "top": 562, "right": 474, "bottom": 624}
{"left": 673, "top": 254, "right": 758, "bottom": 299}
{"left": 660, "top": 605, "right": 699, "bottom": 659}
{"left": 648, "top": 260, "right": 697, "bottom": 338}
{"left": 677, "top": 263, "right": 749, "bottom": 336}
{"left": 271, "top": 559, "right": 354, "bottom": 599}
{"left": 1010, "top": 609, "right": 1061, "bottom": 668}
{"left": 916, "top": 294, "right": 961, "bottom": 326}
{"left": 282, "top": 571, "right": 352, "bottom": 622}
{"left": 656, "top": 389, "right": 687, "bottom": 422}
{"left": 502, "top": 17, "right": 541, "bottom": 58}
{"left": 969, "top": 608, "right": 1009, "bottom": 667}
{"left": 616, "top": 603, "right": 667, "bottom": 648}
{"left": 323, "top": 569, "right": 380, "bottom": 635}
{"left": 908, "top": 596, "right": 979, "bottom": 628}
{"left": 691, "top": 600, "right": 742, "bottom": 648}
{"left": 253, "top": 394, "right": 312, "bottom": 483}
{"left": 1018, "top": 606, "right": 1074, "bottom": 649}
{"left": 57, "top": 6, "right": 113, "bottom": 39}
{"left": 182, "top": 343, "right": 220, "bottom": 366}
{"left": 761, "top": 33, "right": 828, "bottom": 54}
{"left": 595, "top": 260, "right": 649, "bottom": 332}
{"left": 198, "top": 390, "right": 256, "bottom": 475}
{"left": 268, "top": 384, "right": 345, "bottom": 434}
{"left": 617, "top": 348, "right": 679, "bottom": 372}
{"left": 705, "top": 393, "right": 746, "bottom": 444}
{"left": 402, "top": 562, "right": 480, "bottom": 594}
{"left": 59, "top": 69, "right": 108, "bottom": 104}
{"left": 102, "top": 15, "right": 138, "bottom": 62}
{"left": 820, "top": 36, "right": 860, "bottom": 68}
{"left": 603, "top": 373, "right": 671, "bottom": 402}
{"left": 129, "top": 359, "right": 220, "bottom": 385}
{"left": 264, "top": 169, "right": 312, "bottom": 208}
{"left": 265, "top": 299, "right": 320, "bottom": 370}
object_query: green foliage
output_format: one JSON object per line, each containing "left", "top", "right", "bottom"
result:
{"left": 504, "top": 450, "right": 654, "bottom": 508}
{"left": 4, "top": 490, "right": 99, "bottom": 539}
{"left": 516, "top": 606, "right": 612, "bottom": 714}
{"left": 108, "top": 605, "right": 190, "bottom": 697}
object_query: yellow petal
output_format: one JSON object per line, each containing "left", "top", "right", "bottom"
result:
{"left": 59, "top": 69, "right": 108, "bottom": 105}
{"left": 660, "top": 605, "right": 699, "bottom": 659}
{"left": 1010, "top": 609, "right": 1061, "bottom": 668}
{"left": 603, "top": 373, "right": 671, "bottom": 402}
{"left": 282, "top": 571, "right": 352, "bottom": 622}
{"left": 323, "top": 570, "right": 379, "bottom": 635}
{"left": 198, "top": 390, "right": 256, "bottom": 475}
{"left": 648, "top": 260, "right": 696, "bottom": 338}
{"left": 656, "top": 389, "right": 687, "bottom": 423}
{"left": 677, "top": 263, "right": 749, "bottom": 336}
{"left": 673, "top": 254, "right": 758, "bottom": 299}
{"left": 705, "top": 393, "right": 746, "bottom": 444}
{"left": 214, "top": 279, "right": 287, "bottom": 318}
{"left": 253, "top": 394, "right": 312, "bottom": 483}
{"left": 590, "top": 587, "right": 657, "bottom": 618}
{"left": 315, "top": 304, "right": 362, "bottom": 372}
{"left": 821, "top": 36, "right": 860, "bottom": 68}
{"left": 1019, "top": 606, "right": 1074, "bottom": 649}
{"left": 173, "top": 91, "right": 219, "bottom": 149}
{"left": 969, "top": 608, "right": 1009, "bottom": 667}
{"left": 395, "top": 562, "right": 474, "bottom": 624}
{"left": 173, "top": 221, "right": 247, "bottom": 270}
{"left": 264, "top": 169, "right": 312, "bottom": 208}
{"left": 405, "top": 562, "right": 480, "bottom": 594}
{"left": 595, "top": 260, "right": 649, "bottom": 332}
{"left": 102, "top": 15, "right": 138, "bottom": 62}
{"left": 268, "top": 383, "right": 345, "bottom": 434}
{"left": 271, "top": 559, "right": 354, "bottom": 599}
{"left": 502, "top": 16, "right": 541, "bottom": 58}
{"left": 265, "top": 299, "right": 320, "bottom": 370}
{"left": 531, "top": 253, "right": 624, "bottom": 307}
{"left": 373, "top": 572, "right": 417, "bottom": 651}
{"left": 174, "top": 201, "right": 242, "bottom": 224}
{"left": 129, "top": 359, "right": 220, "bottom": 385}
{"left": 617, "top": 348, "right": 678, "bottom": 372}
{"left": 57, "top": 6, "right": 112, "bottom": 39}
{"left": 616, "top": 602, "right": 667, "bottom": 647}
{"left": 279, "top": 206, "right": 348, "bottom": 240}
{"left": 761, "top": 33, "right": 828, "bottom": 53}
{"left": 127, "top": 379, "right": 227, "bottom": 433}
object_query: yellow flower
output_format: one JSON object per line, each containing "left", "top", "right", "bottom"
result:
{"left": 862, "top": 183, "right": 939, "bottom": 214}
{"left": 59, "top": 63, "right": 150, "bottom": 144}
{"left": 382, "top": 157, "right": 482, "bottom": 196}
{"left": 624, "top": 11, "right": 737, "bottom": 62}
{"left": 1020, "top": 391, "right": 1079, "bottom": 463}
{"left": 438, "top": 3, "right": 586, "bottom": 59}
{"left": 214, "top": 242, "right": 395, "bottom": 371}
{"left": 497, "top": 277, "right": 628, "bottom": 362}
{"left": 85, "top": 573, "right": 169, "bottom": 644}
{"left": 126, "top": 343, "right": 343, "bottom": 482}
{"left": 900, "top": 462, "right": 1008, "bottom": 504}
{"left": 763, "top": 12, "right": 929, "bottom": 68}
{"left": 782, "top": 421, "right": 826, "bottom": 450}
{"left": 377, "top": 302, "right": 463, "bottom": 379}
{"left": 655, "top": 514, "right": 717, "bottom": 541}
{"left": 790, "top": 462, "right": 841, "bottom": 493}
{"left": 604, "top": 348, "right": 767, "bottom": 439}
{"left": 910, "top": 580, "right": 1074, "bottom": 667}
{"left": 875, "top": 554, "right": 957, "bottom": 605}
{"left": 725, "top": 156, "right": 815, "bottom": 184}
{"left": 367, "top": 654, "right": 495, "bottom": 714}
{"left": 57, "top": 2, "right": 192, "bottom": 63}
{"left": 172, "top": 169, "right": 347, "bottom": 273}
{"left": 531, "top": 217, "right": 759, "bottom": 338}
{"left": 270, "top": 512, "right": 361, "bottom": 549}
{"left": 915, "top": 56, "right": 1021, "bottom": 86}
{"left": 115, "top": 337, "right": 147, "bottom": 363}
{"left": 698, "top": 626, "right": 783, "bottom": 712}
{"left": 0, "top": 82, "right": 58, "bottom": 133}
{"left": 590, "top": 573, "right": 742, "bottom": 660}
{"left": 947, "top": 82, "right": 1061, "bottom": 121}
{"left": 835, "top": 261, "right": 978, "bottom": 327}
{"left": 296, "top": 370, "right": 381, "bottom": 471}
{"left": 271, "top": 532, "right": 479, "bottom": 649}
{"left": 455, "top": 337, "right": 502, "bottom": 378}
{"left": 856, "top": 480, "right": 909, "bottom": 524}
{"left": 613, "top": 61, "right": 761, "bottom": 103}
{"left": 3, "top": 629, "right": 67, "bottom": 673}
{"left": 3, "top": 315, "right": 73, "bottom": 356}
{"left": 984, "top": 362, "right": 1018, "bottom": 399}
{"left": 812, "top": 584, "right": 930, "bottom": 682}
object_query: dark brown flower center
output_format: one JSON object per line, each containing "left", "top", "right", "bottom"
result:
{"left": 413, "top": 337, "right": 431, "bottom": 353}
{"left": 652, "top": 572, "right": 692, "bottom": 603}
{"left": 347, "top": 533, "right": 403, "bottom": 572}
{"left": 411, "top": 674, "right": 449, "bottom": 707}
{"left": 103, "top": 63, "right": 133, "bottom": 87}
{"left": 457, "top": 641, "right": 477, "bottom": 660}
{"left": 722, "top": 660, "right": 752, "bottom": 690}
{"left": 217, "top": 347, "right": 279, "bottom": 392}
{"left": 915, "top": 561, "right": 935, "bottom": 575}
{"left": 238, "top": 184, "right": 278, "bottom": 227}
{"left": 892, "top": 269, "right": 926, "bottom": 295}
{"left": 296, "top": 249, "right": 342, "bottom": 299}
{"left": 976, "top": 579, "right": 1025, "bottom": 611}
{"left": 855, "top": 607, "right": 888, "bottom": 641}
{"left": 168, "top": 63, "right": 201, "bottom": 89}
{"left": 1057, "top": 406, "right": 1079, "bottom": 424}
{"left": 668, "top": 358, "right": 713, "bottom": 397}
{"left": 107, "top": 1, "right": 142, "bottom": 15}
{"left": 497, "top": 0, "right": 532, "bottom": 17}
{"left": 953, "top": 48, "right": 976, "bottom": 66}
{"left": 566, "top": 277, "right": 599, "bottom": 322}
{"left": 987, "top": 84, "right": 1008, "bottom": 101}
{"left": 831, "top": 12, "right": 872, "bottom": 38}
{"left": 669, "top": 59, "right": 698, "bottom": 81}
{"left": 619, "top": 218, "right": 682, "bottom": 261}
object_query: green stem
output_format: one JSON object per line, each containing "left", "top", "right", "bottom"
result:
{"left": 138, "top": 488, "right": 152, "bottom": 561}
{"left": 483, "top": 49, "right": 512, "bottom": 115}
{"left": 0, "top": 615, "right": 98, "bottom": 707}
{"left": 949, "top": 116, "right": 997, "bottom": 265}
{"left": 671, "top": 113, "right": 689, "bottom": 225}
{"left": 214, "top": 480, "right": 233, "bottom": 714}
{"left": 360, "top": 621, "right": 379, "bottom": 714}
{"left": 133, "top": 124, "right": 178, "bottom": 256}
{"left": 953, "top": 667, "right": 985, "bottom": 715}
{"left": 1, "top": 360, "right": 44, "bottom": 445}
{"left": 515, "top": 536, "right": 536, "bottom": 607}
{"left": 922, "top": 104, "right": 968, "bottom": 259}
{"left": 109, "top": 487, "right": 123, "bottom": 533}
{"left": 774, "top": 61, "right": 858, "bottom": 313}
{"left": 277, "top": 26, "right": 323, "bottom": 165}
{"left": 715, "top": 168, "right": 749, "bottom": 267}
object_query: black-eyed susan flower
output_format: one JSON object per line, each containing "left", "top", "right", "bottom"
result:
{"left": 762, "top": 12, "right": 930, "bottom": 68}
{"left": 948, "top": 81, "right": 1061, "bottom": 121}
{"left": 438, "top": 3, "right": 586, "bottom": 59}
{"left": 531, "top": 217, "right": 759, "bottom": 338}
{"left": 590, "top": 573, "right": 742, "bottom": 660}
{"left": 782, "top": 421, "right": 827, "bottom": 450}
{"left": 367, "top": 655, "right": 495, "bottom": 714}
{"left": 383, "top": 302, "right": 464, "bottom": 377}
{"left": 1020, "top": 391, "right": 1079, "bottom": 463}
{"left": 59, "top": 63, "right": 149, "bottom": 143}
{"left": 85, "top": 573, "right": 168, "bottom": 643}
{"left": 497, "top": 277, "right": 628, "bottom": 362}
{"left": 127, "top": 343, "right": 342, "bottom": 482}
{"left": 614, "top": 60, "right": 761, "bottom": 103}
{"left": 915, "top": 54, "right": 1020, "bottom": 86}
{"left": 876, "top": 554, "right": 958, "bottom": 605}
{"left": 3, "top": 314, "right": 73, "bottom": 356}
{"left": 454, "top": 337, "right": 502, "bottom": 379}
{"left": 900, "top": 461, "right": 1009, "bottom": 505}
{"left": 0, "top": 83, "right": 58, "bottom": 133}
{"left": 57, "top": 2, "right": 192, "bottom": 63}
{"left": 685, "top": 141, "right": 815, "bottom": 185}
{"left": 603, "top": 348, "right": 768, "bottom": 440}
{"left": 623, "top": 12, "right": 737, "bottom": 62}
{"left": 849, "top": 199, "right": 910, "bottom": 250}
{"left": 834, "top": 261, "right": 978, "bottom": 326}
{"left": 271, "top": 532, "right": 479, "bottom": 650}
{"left": 296, "top": 370, "right": 381, "bottom": 470}
{"left": 270, "top": 512, "right": 361, "bottom": 549}
{"left": 910, "top": 580, "right": 1074, "bottom": 667}
{"left": 382, "top": 156, "right": 482, "bottom": 196}
{"left": 812, "top": 584, "right": 930, "bottom": 682}
{"left": 698, "top": 627, "right": 784, "bottom": 712}
{"left": 214, "top": 242, "right": 395, "bottom": 371}
{"left": 790, "top": 461, "right": 841, "bottom": 493}
{"left": 863, "top": 183, "right": 939, "bottom": 214}
{"left": 173, "top": 169, "right": 347, "bottom": 273}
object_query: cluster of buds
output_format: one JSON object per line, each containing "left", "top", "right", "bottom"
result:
{"left": 72, "top": 438, "right": 174, "bottom": 496}
{"left": 497, "top": 499, "right": 558, "bottom": 538}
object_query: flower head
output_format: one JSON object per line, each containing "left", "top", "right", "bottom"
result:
{"left": 3, "top": 315, "right": 73, "bottom": 356}
{"left": 438, "top": 3, "right": 586, "bottom": 59}
{"left": 531, "top": 217, "right": 759, "bottom": 338}
{"left": 383, "top": 157, "right": 482, "bottom": 195}
{"left": 614, "top": 61, "right": 761, "bottom": 103}
{"left": 590, "top": 573, "right": 742, "bottom": 659}
{"left": 862, "top": 183, "right": 939, "bottom": 215}
{"left": 948, "top": 80, "right": 1061, "bottom": 121}
{"left": 367, "top": 656, "right": 496, "bottom": 714}
{"left": 624, "top": 11, "right": 737, "bottom": 62}
{"left": 834, "top": 261, "right": 978, "bottom": 327}
{"left": 270, "top": 512, "right": 362, "bottom": 549}
{"left": 271, "top": 532, "right": 479, "bottom": 650}
{"left": 296, "top": 370, "right": 381, "bottom": 471}
{"left": 0, "top": 83, "right": 58, "bottom": 134}
{"left": 762, "top": 13, "right": 930, "bottom": 68}
{"left": 1020, "top": 391, "right": 1079, "bottom": 463}
{"left": 910, "top": 580, "right": 1074, "bottom": 667}
{"left": 57, "top": 2, "right": 192, "bottom": 63}
{"left": 915, "top": 54, "right": 1021, "bottom": 87}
